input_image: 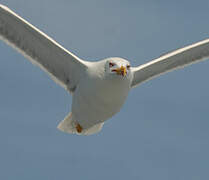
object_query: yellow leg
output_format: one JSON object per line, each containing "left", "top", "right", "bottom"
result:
{"left": 76, "top": 123, "right": 83, "bottom": 133}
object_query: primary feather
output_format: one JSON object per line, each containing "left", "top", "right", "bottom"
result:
{"left": 131, "top": 39, "right": 209, "bottom": 87}
{"left": 0, "top": 4, "right": 87, "bottom": 92}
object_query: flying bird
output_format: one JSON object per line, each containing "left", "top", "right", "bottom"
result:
{"left": 0, "top": 5, "right": 209, "bottom": 135}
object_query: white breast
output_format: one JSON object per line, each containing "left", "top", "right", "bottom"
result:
{"left": 71, "top": 67, "right": 132, "bottom": 128}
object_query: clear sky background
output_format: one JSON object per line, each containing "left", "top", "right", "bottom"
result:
{"left": 0, "top": 0, "right": 209, "bottom": 179}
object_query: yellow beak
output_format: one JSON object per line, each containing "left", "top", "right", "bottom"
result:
{"left": 115, "top": 66, "right": 127, "bottom": 76}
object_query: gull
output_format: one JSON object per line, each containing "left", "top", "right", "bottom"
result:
{"left": 0, "top": 5, "right": 209, "bottom": 135}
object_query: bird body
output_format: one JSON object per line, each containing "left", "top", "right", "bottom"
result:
{"left": 59, "top": 58, "right": 132, "bottom": 135}
{"left": 73, "top": 59, "right": 132, "bottom": 126}
{"left": 1, "top": 4, "right": 209, "bottom": 135}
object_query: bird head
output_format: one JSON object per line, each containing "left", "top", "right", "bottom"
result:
{"left": 105, "top": 57, "right": 131, "bottom": 77}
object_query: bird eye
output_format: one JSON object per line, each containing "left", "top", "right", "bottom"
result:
{"left": 127, "top": 65, "right": 130, "bottom": 69}
{"left": 109, "top": 62, "right": 115, "bottom": 67}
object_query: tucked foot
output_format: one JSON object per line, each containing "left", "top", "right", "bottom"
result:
{"left": 76, "top": 123, "right": 83, "bottom": 133}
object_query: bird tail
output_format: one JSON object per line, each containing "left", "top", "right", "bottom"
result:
{"left": 57, "top": 112, "right": 104, "bottom": 135}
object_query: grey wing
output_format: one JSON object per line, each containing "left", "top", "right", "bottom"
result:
{"left": 131, "top": 39, "right": 209, "bottom": 87}
{"left": 0, "top": 5, "right": 87, "bottom": 92}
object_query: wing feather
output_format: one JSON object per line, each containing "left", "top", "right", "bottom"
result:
{"left": 131, "top": 39, "right": 209, "bottom": 87}
{"left": 0, "top": 4, "right": 87, "bottom": 92}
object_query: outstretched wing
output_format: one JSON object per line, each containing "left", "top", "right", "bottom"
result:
{"left": 131, "top": 39, "right": 209, "bottom": 87}
{"left": 0, "top": 5, "right": 87, "bottom": 92}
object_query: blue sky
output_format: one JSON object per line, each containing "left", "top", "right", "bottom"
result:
{"left": 0, "top": 0, "right": 209, "bottom": 179}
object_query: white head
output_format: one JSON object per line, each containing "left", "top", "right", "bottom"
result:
{"left": 105, "top": 57, "right": 131, "bottom": 78}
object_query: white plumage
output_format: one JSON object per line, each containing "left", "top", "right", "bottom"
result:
{"left": 0, "top": 5, "right": 209, "bottom": 135}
